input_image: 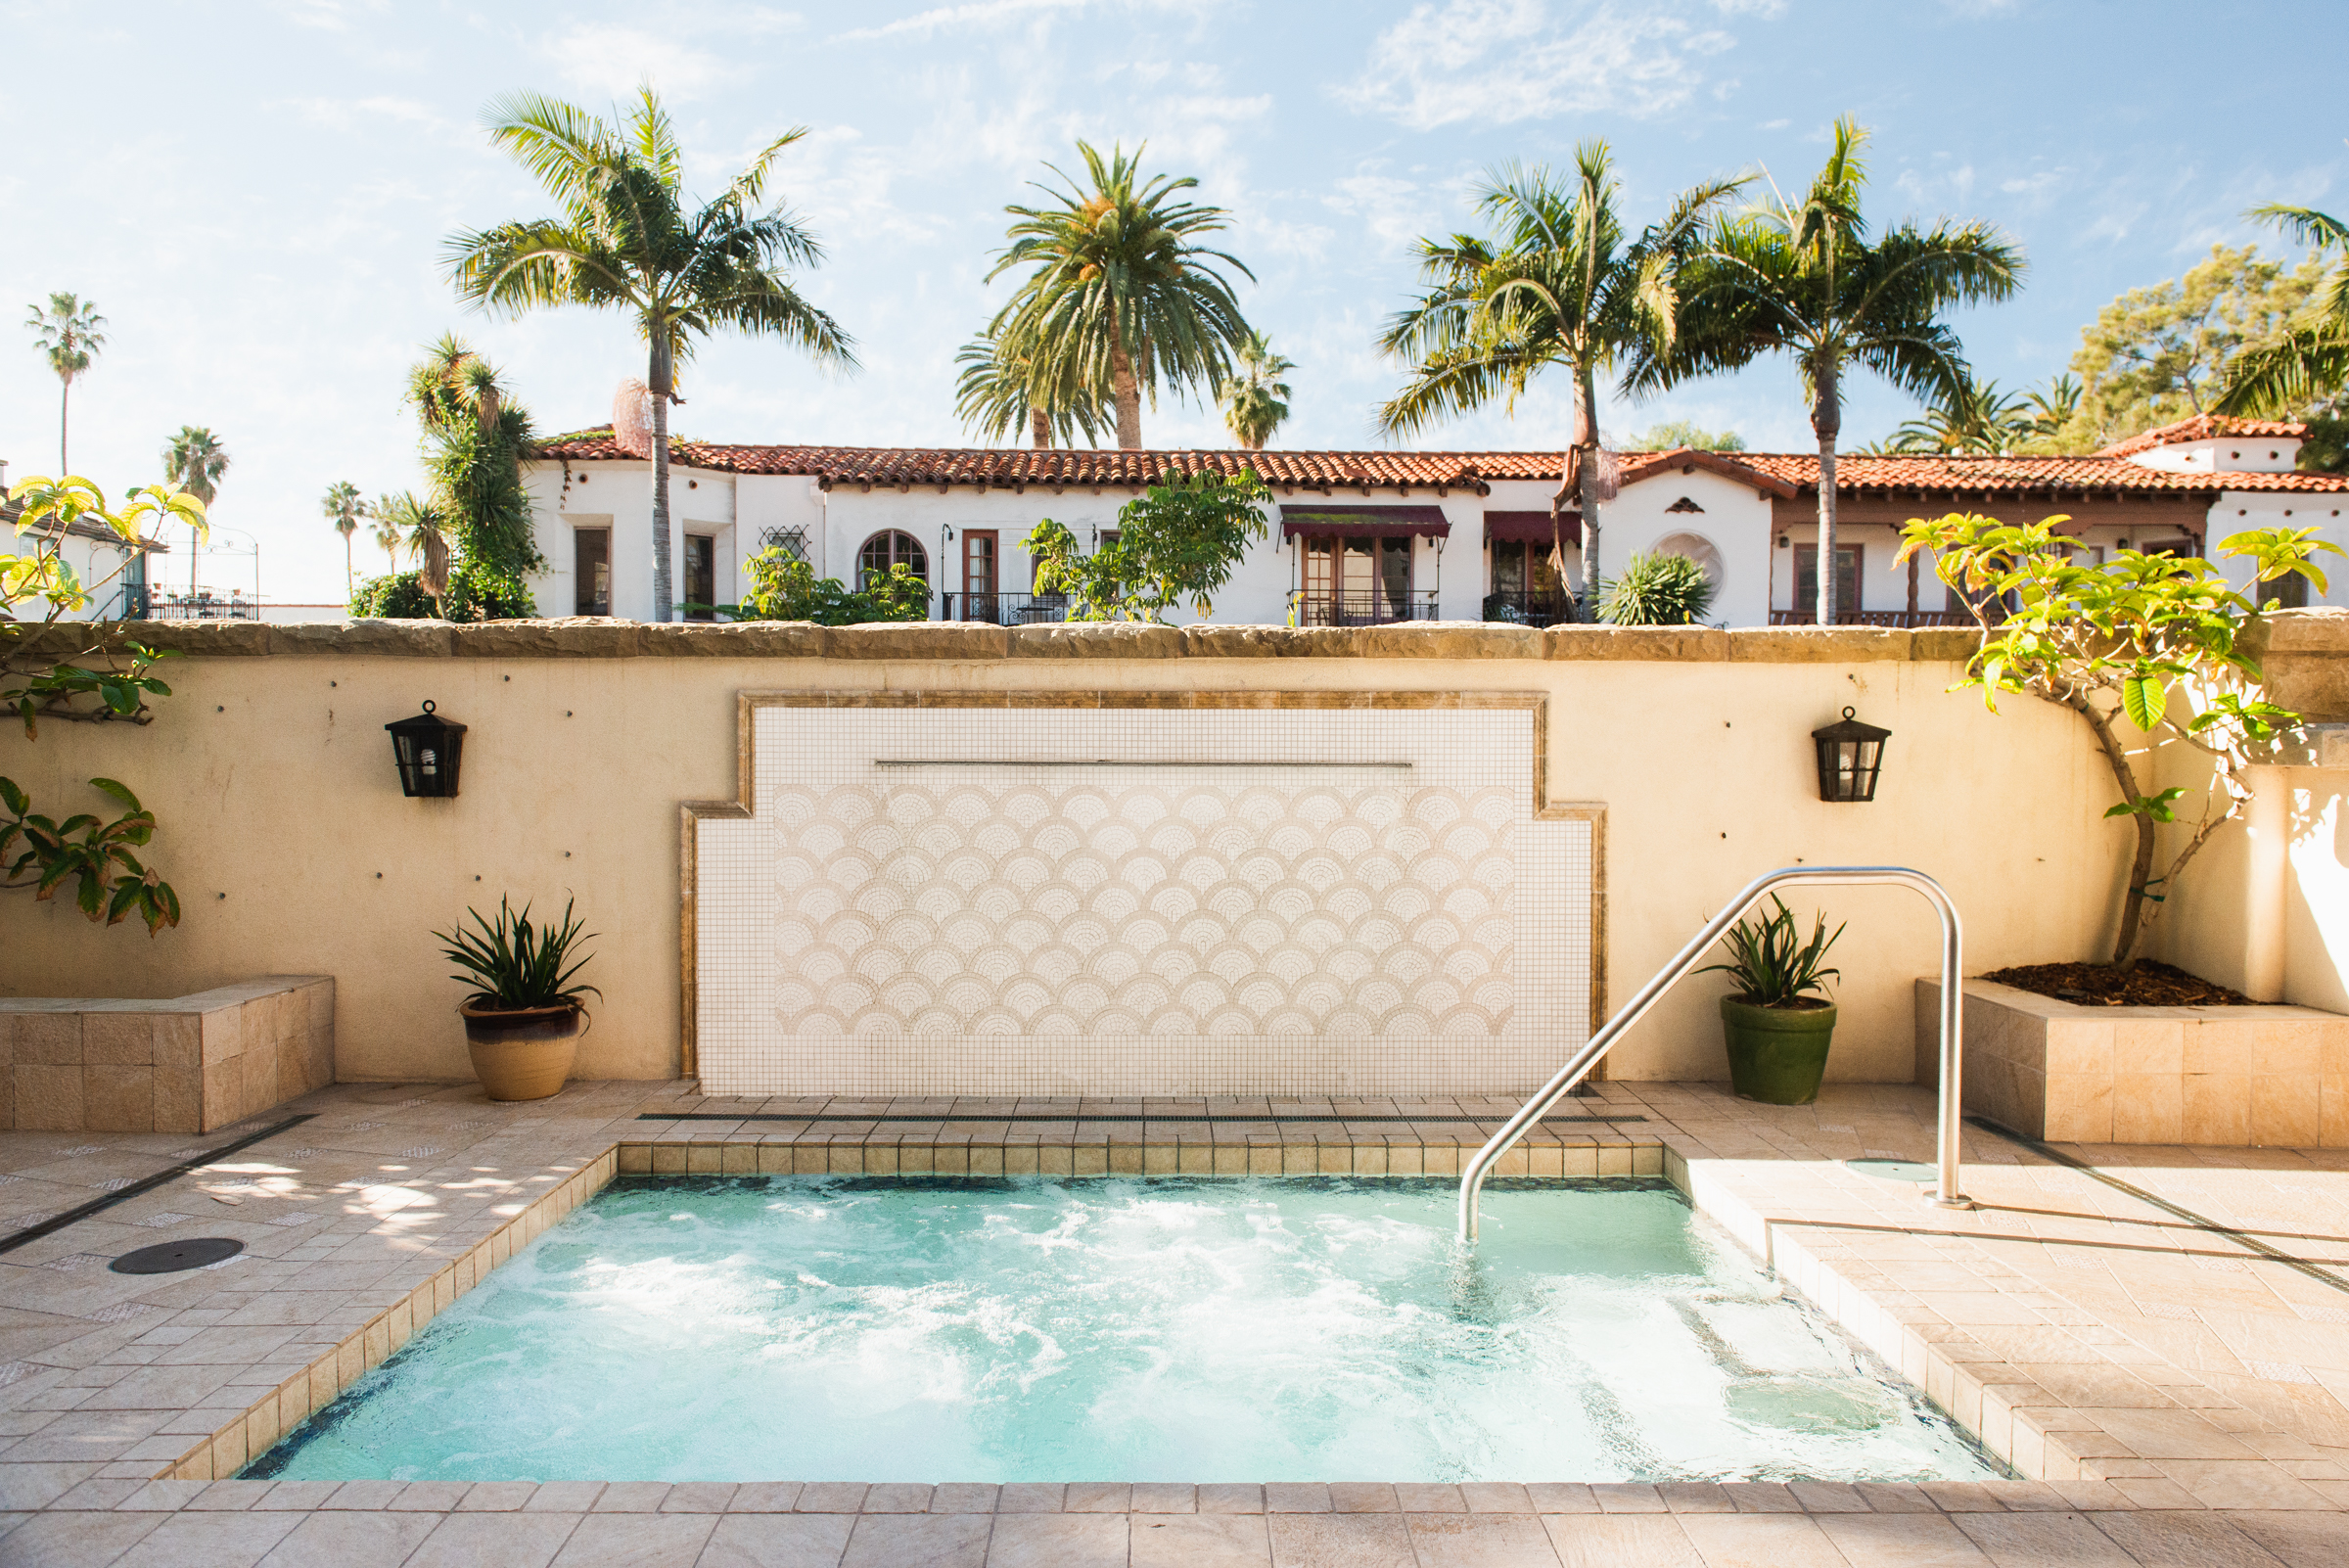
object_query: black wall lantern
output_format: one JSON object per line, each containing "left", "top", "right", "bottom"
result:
{"left": 386, "top": 701, "right": 468, "bottom": 798}
{"left": 1811, "top": 707, "right": 1890, "bottom": 803}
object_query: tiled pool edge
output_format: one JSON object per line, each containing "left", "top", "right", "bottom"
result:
{"left": 1670, "top": 1146, "right": 2094, "bottom": 1489}
{"left": 611, "top": 1130, "right": 1671, "bottom": 1178}
{"left": 163, "top": 1148, "right": 621, "bottom": 1483}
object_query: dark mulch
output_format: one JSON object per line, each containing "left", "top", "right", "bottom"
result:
{"left": 1982, "top": 959, "right": 2254, "bottom": 1008}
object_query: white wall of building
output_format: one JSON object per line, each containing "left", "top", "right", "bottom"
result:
{"left": 521, "top": 448, "right": 2349, "bottom": 626}
{"left": 1585, "top": 468, "right": 1774, "bottom": 626}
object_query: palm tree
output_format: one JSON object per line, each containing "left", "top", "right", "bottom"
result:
{"left": 1886, "top": 379, "right": 2032, "bottom": 454}
{"left": 406, "top": 333, "right": 537, "bottom": 569}
{"left": 1651, "top": 118, "right": 2025, "bottom": 623}
{"left": 371, "top": 493, "right": 405, "bottom": 572}
{"left": 954, "top": 327, "right": 1111, "bottom": 448}
{"left": 382, "top": 491, "right": 451, "bottom": 615}
{"left": 2214, "top": 205, "right": 2349, "bottom": 416}
{"left": 1378, "top": 146, "right": 1743, "bottom": 620}
{"left": 321, "top": 481, "right": 365, "bottom": 599}
{"left": 987, "top": 141, "right": 1255, "bottom": 449}
{"left": 444, "top": 87, "right": 855, "bottom": 622}
{"left": 161, "top": 427, "right": 230, "bottom": 598}
{"left": 2021, "top": 373, "right": 2082, "bottom": 443}
{"left": 24, "top": 293, "right": 106, "bottom": 473}
{"left": 1219, "top": 332, "right": 1294, "bottom": 449}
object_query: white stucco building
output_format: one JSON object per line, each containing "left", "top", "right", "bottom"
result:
{"left": 517, "top": 415, "right": 2349, "bottom": 627}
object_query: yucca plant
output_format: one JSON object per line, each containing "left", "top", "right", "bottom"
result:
{"left": 437, "top": 896, "right": 601, "bottom": 1012}
{"left": 1597, "top": 550, "right": 1717, "bottom": 624}
{"left": 1699, "top": 897, "right": 1843, "bottom": 1007}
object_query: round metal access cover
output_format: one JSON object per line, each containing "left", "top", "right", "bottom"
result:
{"left": 110, "top": 1237, "right": 244, "bottom": 1274}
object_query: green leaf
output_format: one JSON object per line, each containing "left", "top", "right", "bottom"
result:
{"left": 2121, "top": 675, "right": 2166, "bottom": 731}
{"left": 88, "top": 778, "right": 140, "bottom": 811}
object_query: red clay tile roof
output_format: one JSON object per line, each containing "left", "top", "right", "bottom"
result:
{"left": 2095, "top": 415, "right": 2309, "bottom": 459}
{"left": 1729, "top": 450, "right": 2349, "bottom": 494}
{"left": 534, "top": 429, "right": 2349, "bottom": 494}
{"left": 1618, "top": 447, "right": 1799, "bottom": 498}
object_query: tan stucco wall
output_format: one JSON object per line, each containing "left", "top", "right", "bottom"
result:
{"left": 9, "top": 616, "right": 2303, "bottom": 1089}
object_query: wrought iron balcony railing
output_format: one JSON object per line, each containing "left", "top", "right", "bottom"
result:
{"left": 143, "top": 590, "right": 260, "bottom": 622}
{"left": 1481, "top": 588, "right": 1579, "bottom": 628}
{"left": 1289, "top": 589, "right": 1440, "bottom": 627}
{"left": 1767, "top": 609, "right": 1974, "bottom": 628}
{"left": 940, "top": 592, "right": 1073, "bottom": 624}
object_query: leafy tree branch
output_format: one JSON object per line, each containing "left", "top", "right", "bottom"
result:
{"left": 1898, "top": 512, "right": 2339, "bottom": 964}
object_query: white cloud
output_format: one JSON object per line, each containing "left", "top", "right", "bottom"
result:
{"left": 542, "top": 23, "right": 744, "bottom": 100}
{"left": 1340, "top": 0, "right": 1744, "bottom": 131}
{"left": 2000, "top": 168, "right": 2067, "bottom": 200}
{"left": 834, "top": 0, "right": 1092, "bottom": 43}
{"left": 1323, "top": 173, "right": 1442, "bottom": 252}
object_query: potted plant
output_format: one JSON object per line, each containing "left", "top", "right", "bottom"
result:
{"left": 1699, "top": 897, "right": 1844, "bottom": 1105}
{"left": 438, "top": 897, "right": 599, "bottom": 1102}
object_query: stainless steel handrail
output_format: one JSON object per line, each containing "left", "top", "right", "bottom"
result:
{"left": 1458, "top": 865, "right": 1971, "bottom": 1242}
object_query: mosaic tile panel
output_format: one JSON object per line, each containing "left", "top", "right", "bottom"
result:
{"left": 696, "top": 705, "right": 1590, "bottom": 1095}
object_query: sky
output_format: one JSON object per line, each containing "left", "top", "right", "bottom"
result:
{"left": 4, "top": 0, "right": 2345, "bottom": 603}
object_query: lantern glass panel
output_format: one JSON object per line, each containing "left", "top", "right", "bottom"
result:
{"left": 385, "top": 703, "right": 468, "bottom": 799}
{"left": 1809, "top": 707, "right": 1890, "bottom": 804}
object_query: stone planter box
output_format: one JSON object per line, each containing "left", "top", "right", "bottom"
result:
{"left": 1916, "top": 978, "right": 2349, "bottom": 1146}
{"left": 0, "top": 977, "right": 334, "bottom": 1133}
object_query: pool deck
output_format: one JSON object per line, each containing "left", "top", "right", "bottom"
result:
{"left": 0, "top": 1077, "right": 2345, "bottom": 1565}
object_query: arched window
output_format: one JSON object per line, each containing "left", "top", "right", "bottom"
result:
{"left": 1654, "top": 530, "right": 1724, "bottom": 590}
{"left": 858, "top": 530, "right": 928, "bottom": 583}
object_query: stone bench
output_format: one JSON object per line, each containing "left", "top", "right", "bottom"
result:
{"left": 0, "top": 977, "right": 334, "bottom": 1133}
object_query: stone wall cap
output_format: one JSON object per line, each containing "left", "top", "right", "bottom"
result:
{"left": 18, "top": 615, "right": 2146, "bottom": 664}
{"left": 1918, "top": 974, "right": 2348, "bottom": 1021}
{"left": 0, "top": 977, "right": 332, "bottom": 1014}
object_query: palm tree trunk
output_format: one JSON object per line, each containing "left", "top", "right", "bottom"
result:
{"left": 59, "top": 382, "right": 69, "bottom": 474}
{"left": 1575, "top": 367, "right": 1602, "bottom": 623}
{"left": 1107, "top": 313, "right": 1142, "bottom": 449}
{"left": 1032, "top": 408, "right": 1051, "bottom": 448}
{"left": 649, "top": 334, "right": 675, "bottom": 623}
{"left": 345, "top": 533, "right": 353, "bottom": 603}
{"left": 1812, "top": 352, "right": 1842, "bottom": 625}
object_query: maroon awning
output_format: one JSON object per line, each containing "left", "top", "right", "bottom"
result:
{"left": 1485, "top": 510, "right": 1581, "bottom": 545}
{"left": 1279, "top": 504, "right": 1452, "bottom": 540}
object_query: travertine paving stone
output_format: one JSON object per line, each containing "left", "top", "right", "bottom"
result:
{"left": 2, "top": 1078, "right": 2349, "bottom": 1563}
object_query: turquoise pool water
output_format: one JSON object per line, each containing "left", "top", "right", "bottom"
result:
{"left": 248, "top": 1176, "right": 1996, "bottom": 1484}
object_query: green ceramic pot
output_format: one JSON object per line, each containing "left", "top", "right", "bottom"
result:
{"left": 1720, "top": 996, "right": 1837, "bottom": 1105}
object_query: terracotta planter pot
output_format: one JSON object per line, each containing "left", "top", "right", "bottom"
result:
{"left": 460, "top": 1003, "right": 582, "bottom": 1102}
{"left": 1720, "top": 996, "right": 1836, "bottom": 1105}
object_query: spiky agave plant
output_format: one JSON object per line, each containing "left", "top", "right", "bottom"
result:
{"left": 1597, "top": 550, "right": 1716, "bottom": 625}
{"left": 437, "top": 896, "right": 601, "bottom": 1012}
{"left": 1698, "top": 897, "right": 1844, "bottom": 1007}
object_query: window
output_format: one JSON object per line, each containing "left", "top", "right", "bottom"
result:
{"left": 964, "top": 530, "right": 996, "bottom": 598}
{"left": 1793, "top": 544, "right": 1862, "bottom": 617}
{"left": 683, "top": 534, "right": 715, "bottom": 620}
{"left": 575, "top": 528, "right": 611, "bottom": 616}
{"left": 857, "top": 530, "right": 928, "bottom": 585}
{"left": 1653, "top": 530, "right": 1724, "bottom": 591}
{"left": 1301, "top": 534, "right": 1413, "bottom": 624}
{"left": 1488, "top": 539, "right": 1567, "bottom": 612}
{"left": 2259, "top": 571, "right": 2310, "bottom": 610}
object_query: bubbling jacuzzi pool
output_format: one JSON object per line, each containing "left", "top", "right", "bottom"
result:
{"left": 247, "top": 1176, "right": 1996, "bottom": 1485}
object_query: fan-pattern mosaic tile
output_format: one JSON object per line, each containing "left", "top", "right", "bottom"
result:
{"left": 696, "top": 705, "right": 1591, "bottom": 1096}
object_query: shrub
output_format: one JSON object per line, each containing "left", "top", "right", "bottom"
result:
{"left": 731, "top": 550, "right": 929, "bottom": 624}
{"left": 349, "top": 561, "right": 535, "bottom": 622}
{"left": 1598, "top": 551, "right": 1716, "bottom": 624}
